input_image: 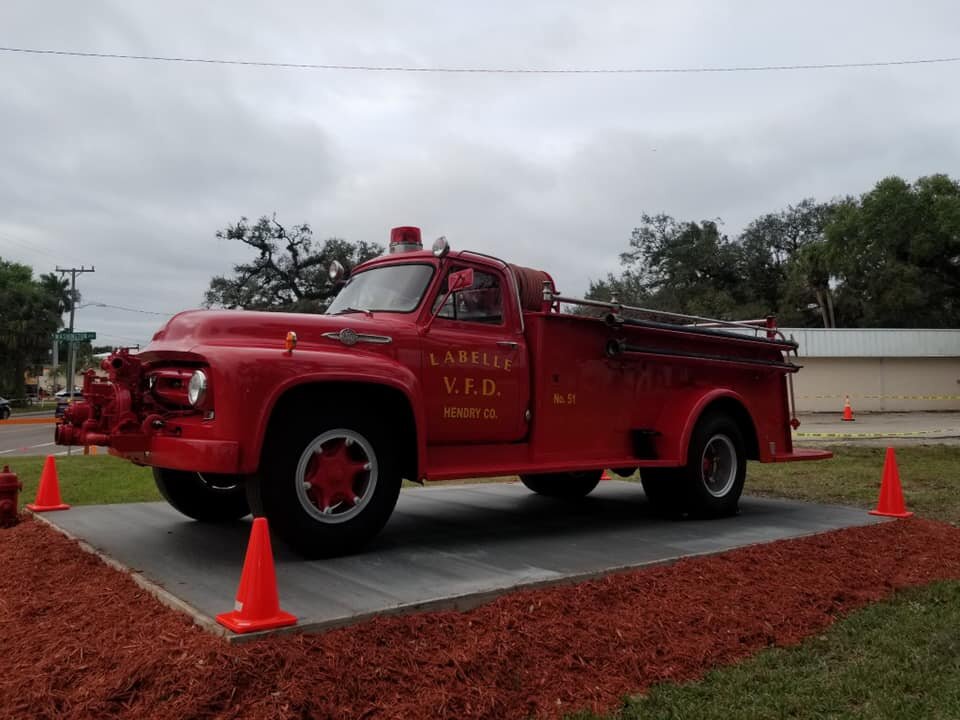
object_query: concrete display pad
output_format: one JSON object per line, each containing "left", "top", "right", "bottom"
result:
{"left": 43, "top": 481, "right": 885, "bottom": 641}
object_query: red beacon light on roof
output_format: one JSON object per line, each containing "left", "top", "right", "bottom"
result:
{"left": 389, "top": 226, "right": 423, "bottom": 254}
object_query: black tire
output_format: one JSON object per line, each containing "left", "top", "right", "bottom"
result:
{"left": 0, "top": 407, "right": 9, "bottom": 420}
{"left": 644, "top": 412, "right": 746, "bottom": 518}
{"left": 153, "top": 468, "right": 250, "bottom": 522}
{"left": 682, "top": 412, "right": 746, "bottom": 517}
{"left": 247, "top": 406, "right": 402, "bottom": 558}
{"left": 519, "top": 470, "right": 602, "bottom": 499}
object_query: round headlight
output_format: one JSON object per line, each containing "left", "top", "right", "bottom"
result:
{"left": 187, "top": 370, "right": 208, "bottom": 407}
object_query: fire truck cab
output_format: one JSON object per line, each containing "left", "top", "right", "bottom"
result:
{"left": 56, "top": 227, "right": 830, "bottom": 557}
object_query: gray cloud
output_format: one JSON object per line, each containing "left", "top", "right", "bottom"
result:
{"left": 1, "top": 0, "right": 959, "bottom": 344}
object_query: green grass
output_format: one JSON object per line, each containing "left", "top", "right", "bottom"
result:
{"left": 747, "top": 445, "right": 960, "bottom": 524}
{"left": 8, "top": 402, "right": 56, "bottom": 415}
{"left": 6, "top": 406, "right": 34, "bottom": 416}
{"left": 10, "top": 454, "right": 157, "bottom": 506}
{"left": 568, "top": 580, "right": 960, "bottom": 720}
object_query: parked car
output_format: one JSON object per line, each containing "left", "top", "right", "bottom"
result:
{"left": 55, "top": 390, "right": 84, "bottom": 418}
{"left": 0, "top": 396, "right": 10, "bottom": 420}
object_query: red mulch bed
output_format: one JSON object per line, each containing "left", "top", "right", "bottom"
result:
{"left": 3, "top": 517, "right": 960, "bottom": 720}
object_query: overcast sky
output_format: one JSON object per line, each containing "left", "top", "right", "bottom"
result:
{"left": 1, "top": 1, "right": 958, "bottom": 346}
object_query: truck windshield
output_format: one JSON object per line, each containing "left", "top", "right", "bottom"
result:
{"left": 326, "top": 263, "right": 435, "bottom": 315}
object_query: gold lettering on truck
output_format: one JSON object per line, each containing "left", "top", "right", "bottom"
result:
{"left": 442, "top": 406, "right": 497, "bottom": 420}
{"left": 428, "top": 350, "right": 514, "bottom": 373}
{"left": 441, "top": 376, "right": 500, "bottom": 397}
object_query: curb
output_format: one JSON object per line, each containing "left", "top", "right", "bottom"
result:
{"left": 795, "top": 428, "right": 960, "bottom": 439}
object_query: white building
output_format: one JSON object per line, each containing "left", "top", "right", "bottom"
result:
{"left": 786, "top": 329, "right": 960, "bottom": 412}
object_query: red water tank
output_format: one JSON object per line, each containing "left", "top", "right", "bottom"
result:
{"left": 0, "top": 465, "right": 22, "bottom": 527}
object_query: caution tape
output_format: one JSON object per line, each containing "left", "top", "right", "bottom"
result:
{"left": 794, "top": 428, "right": 960, "bottom": 438}
{"left": 799, "top": 394, "right": 960, "bottom": 400}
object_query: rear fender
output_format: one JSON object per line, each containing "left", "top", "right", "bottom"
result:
{"left": 656, "top": 388, "right": 759, "bottom": 464}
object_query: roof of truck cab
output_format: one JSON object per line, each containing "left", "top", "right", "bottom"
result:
{"left": 354, "top": 249, "right": 509, "bottom": 271}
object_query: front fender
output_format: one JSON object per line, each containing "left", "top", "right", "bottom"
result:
{"left": 221, "top": 347, "right": 428, "bottom": 477}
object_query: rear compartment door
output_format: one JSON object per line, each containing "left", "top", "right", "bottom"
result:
{"left": 420, "top": 263, "right": 530, "bottom": 444}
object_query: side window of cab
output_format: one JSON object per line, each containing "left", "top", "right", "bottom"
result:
{"left": 432, "top": 267, "right": 503, "bottom": 324}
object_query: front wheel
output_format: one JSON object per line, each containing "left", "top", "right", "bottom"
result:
{"left": 0, "top": 407, "right": 9, "bottom": 420}
{"left": 248, "top": 410, "right": 402, "bottom": 558}
{"left": 520, "top": 470, "right": 602, "bottom": 499}
{"left": 153, "top": 468, "right": 250, "bottom": 522}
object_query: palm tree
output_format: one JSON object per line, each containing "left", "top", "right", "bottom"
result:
{"left": 39, "top": 273, "right": 76, "bottom": 320}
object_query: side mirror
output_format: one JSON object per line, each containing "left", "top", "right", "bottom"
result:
{"left": 424, "top": 268, "right": 475, "bottom": 334}
{"left": 329, "top": 260, "right": 348, "bottom": 285}
{"left": 448, "top": 267, "right": 474, "bottom": 291}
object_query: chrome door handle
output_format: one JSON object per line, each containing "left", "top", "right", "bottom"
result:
{"left": 497, "top": 341, "right": 519, "bottom": 350}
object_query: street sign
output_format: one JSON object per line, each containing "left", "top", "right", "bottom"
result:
{"left": 57, "top": 331, "right": 97, "bottom": 343}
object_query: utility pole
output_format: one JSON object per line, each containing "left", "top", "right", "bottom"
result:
{"left": 51, "top": 338, "right": 58, "bottom": 391}
{"left": 56, "top": 265, "right": 95, "bottom": 455}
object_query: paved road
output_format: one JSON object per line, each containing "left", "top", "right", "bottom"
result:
{"left": 0, "top": 421, "right": 63, "bottom": 458}
{"left": 795, "top": 411, "right": 960, "bottom": 446}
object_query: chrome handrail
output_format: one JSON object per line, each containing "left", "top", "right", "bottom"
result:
{"left": 543, "top": 287, "right": 789, "bottom": 343}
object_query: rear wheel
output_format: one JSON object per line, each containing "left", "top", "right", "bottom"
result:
{"left": 0, "top": 406, "right": 9, "bottom": 420}
{"left": 683, "top": 413, "right": 746, "bottom": 517}
{"left": 153, "top": 468, "right": 250, "bottom": 522}
{"left": 520, "top": 470, "right": 602, "bottom": 499}
{"left": 642, "top": 412, "right": 746, "bottom": 518}
{"left": 247, "top": 408, "right": 402, "bottom": 558}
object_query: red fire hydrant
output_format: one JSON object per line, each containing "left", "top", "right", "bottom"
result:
{"left": 0, "top": 465, "right": 22, "bottom": 528}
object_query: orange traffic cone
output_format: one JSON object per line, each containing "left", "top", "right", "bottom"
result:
{"left": 600, "top": 469, "right": 612, "bottom": 481}
{"left": 216, "top": 517, "right": 297, "bottom": 634}
{"left": 869, "top": 447, "right": 913, "bottom": 518}
{"left": 26, "top": 456, "right": 70, "bottom": 512}
{"left": 842, "top": 395, "right": 855, "bottom": 422}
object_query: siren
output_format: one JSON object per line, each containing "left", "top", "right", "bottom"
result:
{"left": 389, "top": 226, "right": 423, "bottom": 253}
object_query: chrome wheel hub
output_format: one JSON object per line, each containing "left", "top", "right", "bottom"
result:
{"left": 701, "top": 434, "right": 737, "bottom": 498}
{"left": 295, "top": 429, "right": 378, "bottom": 524}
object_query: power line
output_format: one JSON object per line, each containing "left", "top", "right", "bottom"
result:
{"left": 83, "top": 301, "right": 172, "bottom": 317}
{"left": 97, "top": 332, "right": 149, "bottom": 345}
{"left": 0, "top": 232, "right": 64, "bottom": 264}
{"left": 1, "top": 45, "right": 959, "bottom": 75}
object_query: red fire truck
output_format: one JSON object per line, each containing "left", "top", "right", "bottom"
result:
{"left": 56, "top": 227, "right": 830, "bottom": 557}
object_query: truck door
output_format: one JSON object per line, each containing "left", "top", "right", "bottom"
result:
{"left": 420, "top": 263, "right": 530, "bottom": 444}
